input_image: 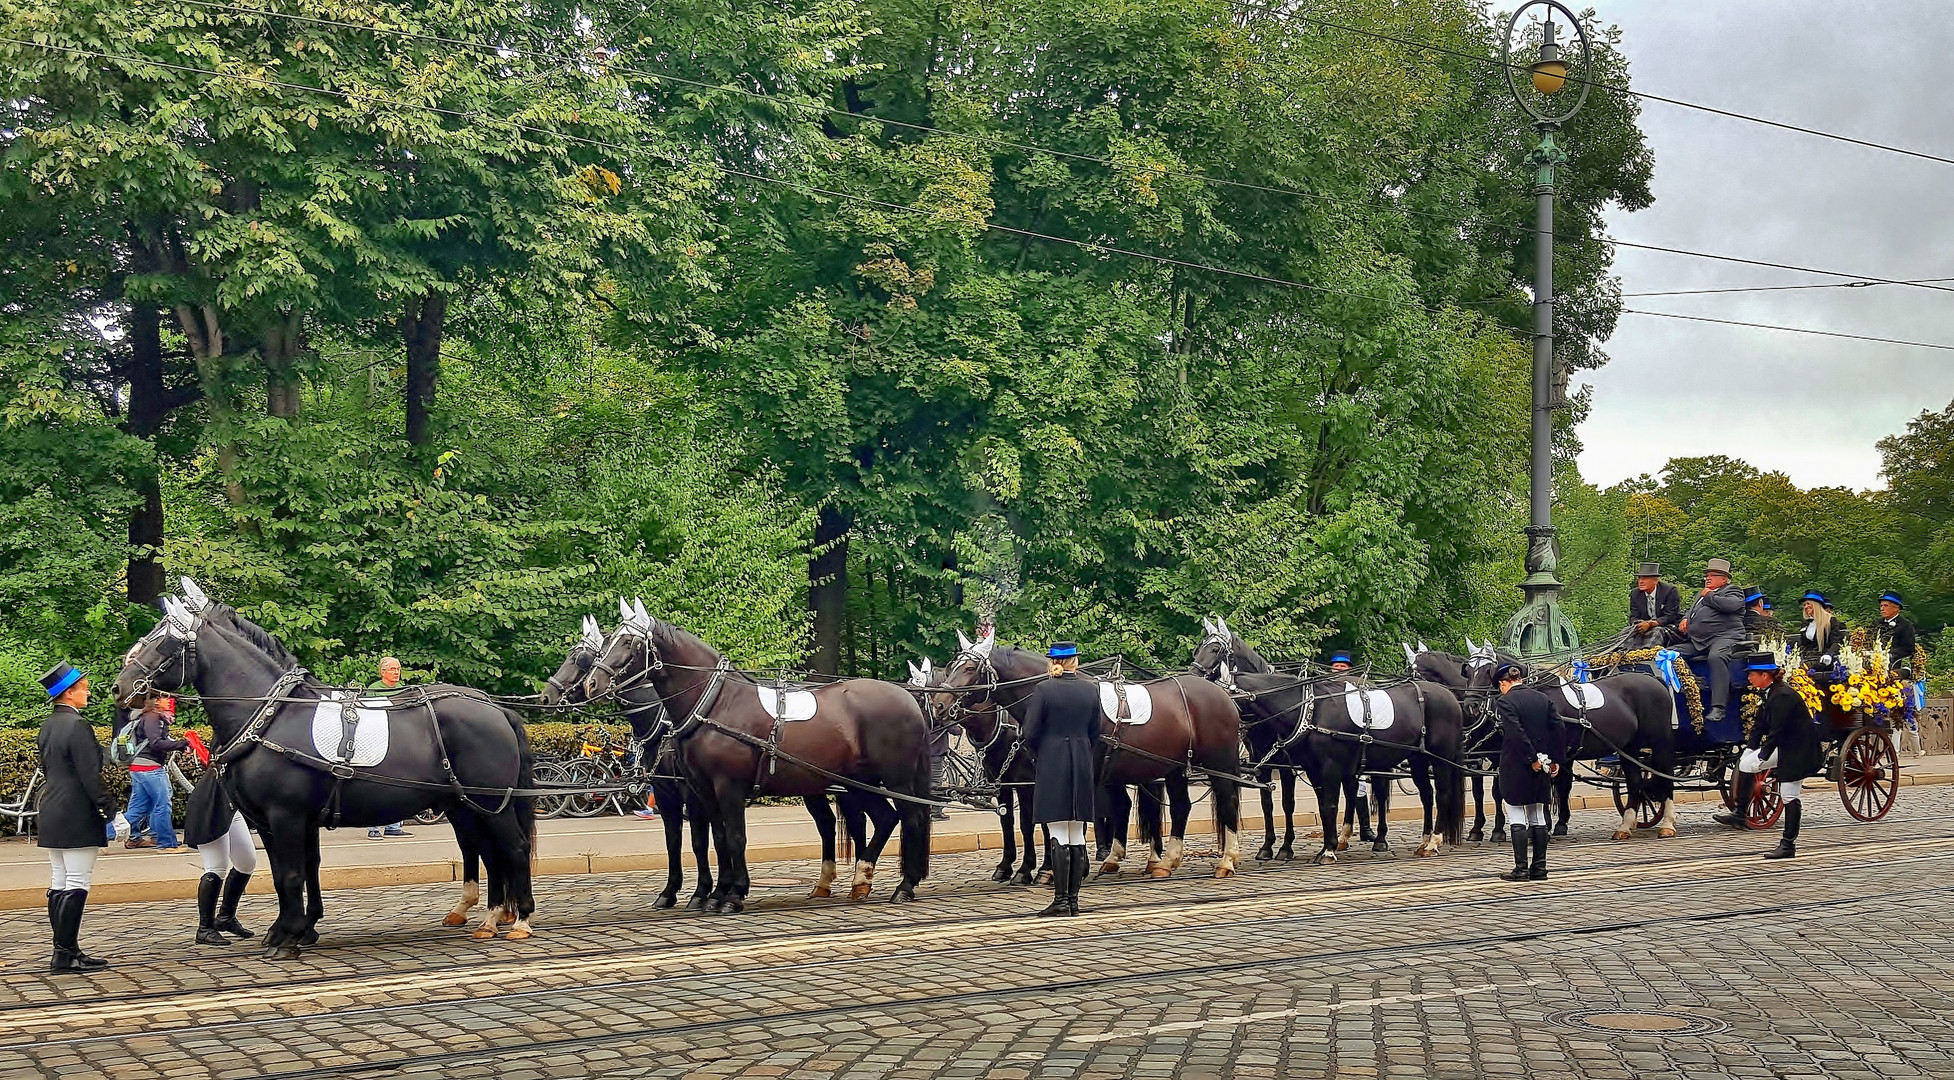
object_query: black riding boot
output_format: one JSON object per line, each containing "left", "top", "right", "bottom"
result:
{"left": 215, "top": 870, "right": 255, "bottom": 938}
{"left": 50, "top": 890, "right": 108, "bottom": 973}
{"left": 1528, "top": 825, "right": 1550, "bottom": 880}
{"left": 1713, "top": 772, "right": 1756, "bottom": 829}
{"left": 1067, "top": 846, "right": 1088, "bottom": 914}
{"left": 1499, "top": 828, "right": 1530, "bottom": 881}
{"left": 196, "top": 873, "right": 229, "bottom": 945}
{"left": 1764, "top": 799, "right": 1800, "bottom": 860}
{"left": 1037, "top": 848, "right": 1073, "bottom": 916}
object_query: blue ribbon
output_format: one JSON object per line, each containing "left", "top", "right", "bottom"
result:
{"left": 1653, "top": 649, "right": 1682, "bottom": 693}
{"left": 1572, "top": 659, "right": 1591, "bottom": 684}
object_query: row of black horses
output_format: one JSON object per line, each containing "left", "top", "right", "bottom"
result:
{"left": 112, "top": 582, "right": 1678, "bottom": 958}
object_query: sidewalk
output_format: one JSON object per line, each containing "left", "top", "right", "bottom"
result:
{"left": 6, "top": 753, "right": 1950, "bottom": 909}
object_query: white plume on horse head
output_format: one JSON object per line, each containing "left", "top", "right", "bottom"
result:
{"left": 621, "top": 598, "right": 651, "bottom": 632}
{"left": 972, "top": 628, "right": 995, "bottom": 658}
{"left": 922, "top": 656, "right": 933, "bottom": 681}
{"left": 908, "top": 660, "right": 925, "bottom": 686}
{"left": 1417, "top": 639, "right": 1428, "bottom": 653}
{"left": 1202, "top": 616, "right": 1218, "bottom": 636}
{"left": 957, "top": 629, "right": 974, "bottom": 653}
{"left": 619, "top": 597, "right": 633, "bottom": 622}
{"left": 1402, "top": 642, "right": 1419, "bottom": 667}
{"left": 1216, "top": 617, "right": 1233, "bottom": 640}
{"left": 159, "top": 596, "right": 194, "bottom": 636}
{"left": 632, "top": 597, "right": 650, "bottom": 625}
{"left": 1463, "top": 636, "right": 1477, "bottom": 654}
{"left": 580, "top": 615, "right": 604, "bottom": 649}
{"left": 178, "top": 577, "right": 211, "bottom": 612}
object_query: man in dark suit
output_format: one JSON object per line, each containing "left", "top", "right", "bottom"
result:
{"left": 1877, "top": 592, "right": 1917, "bottom": 671}
{"left": 1626, "top": 562, "right": 1680, "bottom": 648}
{"left": 1680, "top": 558, "right": 1747, "bottom": 725}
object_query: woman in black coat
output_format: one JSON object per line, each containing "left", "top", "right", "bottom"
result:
{"left": 35, "top": 663, "right": 114, "bottom": 973}
{"left": 1019, "top": 642, "right": 1100, "bottom": 916}
{"left": 1492, "top": 662, "right": 1566, "bottom": 882}
{"left": 1717, "top": 653, "right": 1821, "bottom": 859}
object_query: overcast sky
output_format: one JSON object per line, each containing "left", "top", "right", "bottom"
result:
{"left": 1575, "top": 0, "right": 1954, "bottom": 492}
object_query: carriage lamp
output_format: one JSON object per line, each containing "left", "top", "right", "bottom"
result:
{"left": 1497, "top": 0, "right": 1594, "bottom": 660}
{"left": 1530, "top": 20, "right": 1570, "bottom": 95}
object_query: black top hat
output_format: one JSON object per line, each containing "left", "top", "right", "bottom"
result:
{"left": 40, "top": 662, "right": 84, "bottom": 698}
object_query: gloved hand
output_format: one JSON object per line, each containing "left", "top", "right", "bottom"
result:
{"left": 1819, "top": 654, "right": 1834, "bottom": 668}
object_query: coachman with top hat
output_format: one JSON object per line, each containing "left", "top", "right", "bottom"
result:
{"left": 1625, "top": 561, "right": 1681, "bottom": 648}
{"left": 36, "top": 662, "right": 116, "bottom": 973}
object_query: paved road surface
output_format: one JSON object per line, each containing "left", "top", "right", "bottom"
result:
{"left": 1, "top": 788, "right": 1947, "bottom": 1080}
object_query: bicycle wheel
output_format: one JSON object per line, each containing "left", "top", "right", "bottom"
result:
{"left": 562, "top": 759, "right": 612, "bottom": 818}
{"left": 532, "top": 761, "right": 572, "bottom": 819}
{"left": 413, "top": 807, "right": 445, "bottom": 825}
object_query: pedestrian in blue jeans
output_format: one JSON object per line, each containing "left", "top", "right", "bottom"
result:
{"left": 122, "top": 695, "right": 184, "bottom": 850}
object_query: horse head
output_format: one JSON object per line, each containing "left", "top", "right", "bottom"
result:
{"left": 114, "top": 596, "right": 203, "bottom": 706}
{"left": 544, "top": 615, "right": 606, "bottom": 705}
{"left": 1191, "top": 616, "right": 1234, "bottom": 681}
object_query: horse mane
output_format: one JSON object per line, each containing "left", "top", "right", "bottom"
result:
{"left": 208, "top": 604, "right": 304, "bottom": 667}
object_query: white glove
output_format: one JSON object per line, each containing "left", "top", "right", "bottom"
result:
{"left": 1536, "top": 753, "right": 1551, "bottom": 769}
{"left": 112, "top": 812, "right": 131, "bottom": 842}
{"left": 1355, "top": 779, "right": 1369, "bottom": 797}
{"left": 1819, "top": 655, "right": 1834, "bottom": 667}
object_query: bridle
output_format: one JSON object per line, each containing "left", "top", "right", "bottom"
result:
{"left": 1192, "top": 631, "right": 1234, "bottom": 683}
{"left": 586, "top": 619, "right": 664, "bottom": 699}
{"left": 544, "top": 645, "right": 595, "bottom": 702}
{"left": 122, "top": 612, "right": 200, "bottom": 701}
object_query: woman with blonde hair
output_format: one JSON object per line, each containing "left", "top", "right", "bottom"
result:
{"left": 1794, "top": 591, "right": 1845, "bottom": 670}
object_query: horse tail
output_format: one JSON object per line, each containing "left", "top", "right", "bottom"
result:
{"left": 503, "top": 706, "right": 539, "bottom": 864}
{"left": 1641, "top": 680, "right": 1677, "bottom": 806}
{"left": 1428, "top": 687, "right": 1466, "bottom": 847}
{"left": 899, "top": 747, "right": 931, "bottom": 886}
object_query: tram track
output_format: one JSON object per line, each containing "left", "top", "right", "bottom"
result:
{"left": 5, "top": 807, "right": 1932, "bottom": 991}
{"left": 28, "top": 879, "right": 1942, "bottom": 1079}
{"left": 7, "top": 835, "right": 1950, "bottom": 1044}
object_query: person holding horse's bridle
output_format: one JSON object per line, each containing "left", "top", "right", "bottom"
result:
{"left": 1493, "top": 661, "right": 1563, "bottom": 882}
{"left": 36, "top": 662, "right": 115, "bottom": 973}
{"left": 1021, "top": 641, "right": 1099, "bottom": 916}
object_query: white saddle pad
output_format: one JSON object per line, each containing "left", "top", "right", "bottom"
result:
{"left": 754, "top": 685, "right": 819, "bottom": 722}
{"left": 1559, "top": 682, "right": 1606, "bottom": 712}
{"left": 310, "top": 695, "right": 392, "bottom": 767}
{"left": 1341, "top": 685, "right": 1396, "bottom": 730}
{"left": 1098, "top": 681, "right": 1155, "bottom": 725}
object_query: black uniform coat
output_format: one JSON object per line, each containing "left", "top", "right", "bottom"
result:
{"left": 1755, "top": 679, "right": 1822, "bottom": 783}
{"left": 1021, "top": 672, "right": 1102, "bottom": 824}
{"left": 183, "top": 771, "right": 236, "bottom": 849}
{"left": 35, "top": 704, "right": 115, "bottom": 850}
{"left": 1628, "top": 583, "right": 1681, "bottom": 634}
{"left": 1794, "top": 618, "right": 1846, "bottom": 668}
{"left": 1879, "top": 615, "right": 1917, "bottom": 671}
{"left": 1495, "top": 686, "right": 1567, "bottom": 807}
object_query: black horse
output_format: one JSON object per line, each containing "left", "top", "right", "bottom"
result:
{"left": 1460, "top": 643, "right": 1680, "bottom": 839}
{"left": 582, "top": 605, "right": 930, "bottom": 912}
{"left": 113, "top": 587, "right": 537, "bottom": 958}
{"left": 1405, "top": 641, "right": 1507, "bottom": 842}
{"left": 1226, "top": 666, "right": 1466, "bottom": 864}
{"left": 1191, "top": 619, "right": 1385, "bottom": 859}
{"left": 913, "top": 650, "right": 1058, "bottom": 886}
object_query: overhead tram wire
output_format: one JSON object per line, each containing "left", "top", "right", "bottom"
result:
{"left": 152, "top": 0, "right": 1954, "bottom": 298}
{"left": 1618, "top": 309, "right": 1954, "bottom": 353}
{"left": 16, "top": 39, "right": 1954, "bottom": 355}
{"left": 1624, "top": 277, "right": 1954, "bottom": 298}
{"left": 1214, "top": 0, "right": 1954, "bottom": 170}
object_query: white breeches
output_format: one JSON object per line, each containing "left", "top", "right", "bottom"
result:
{"left": 47, "top": 848, "right": 99, "bottom": 891}
{"left": 1738, "top": 749, "right": 1801, "bottom": 799}
{"left": 1048, "top": 820, "right": 1089, "bottom": 846}
{"left": 197, "top": 814, "right": 258, "bottom": 875}
{"left": 1503, "top": 803, "right": 1550, "bottom": 827}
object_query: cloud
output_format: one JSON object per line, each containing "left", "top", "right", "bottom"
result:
{"left": 1579, "top": 0, "right": 1954, "bottom": 491}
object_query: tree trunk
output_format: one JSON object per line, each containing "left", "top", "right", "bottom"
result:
{"left": 262, "top": 309, "right": 304, "bottom": 420}
{"left": 400, "top": 291, "right": 448, "bottom": 447}
{"left": 808, "top": 505, "right": 852, "bottom": 674}
{"left": 123, "top": 304, "right": 167, "bottom": 609}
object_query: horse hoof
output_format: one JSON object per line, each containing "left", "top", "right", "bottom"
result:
{"left": 470, "top": 926, "right": 498, "bottom": 940}
{"left": 653, "top": 893, "right": 677, "bottom": 910}
{"left": 1466, "top": 829, "right": 1484, "bottom": 843}
{"left": 716, "top": 899, "right": 745, "bottom": 914}
{"left": 1336, "top": 840, "right": 1349, "bottom": 852}
{"left": 1611, "top": 830, "right": 1632, "bottom": 841}
{"left": 1552, "top": 824, "right": 1569, "bottom": 837}
{"left": 1658, "top": 828, "right": 1677, "bottom": 839}
{"left": 807, "top": 886, "right": 832, "bottom": 899}
{"left": 297, "top": 929, "right": 319, "bottom": 946}
{"left": 1491, "top": 830, "right": 1507, "bottom": 842}
{"left": 1253, "top": 845, "right": 1274, "bottom": 862}
{"left": 505, "top": 927, "right": 531, "bottom": 941}
{"left": 442, "top": 912, "right": 468, "bottom": 927}
{"left": 991, "top": 866, "right": 1012, "bottom": 882}
{"left": 1275, "top": 847, "right": 1294, "bottom": 862}
{"left": 1148, "top": 866, "right": 1171, "bottom": 879}
{"left": 1372, "top": 840, "right": 1390, "bottom": 855}
{"left": 1312, "top": 851, "right": 1337, "bottom": 866}
{"left": 848, "top": 884, "right": 872, "bottom": 901}
{"left": 1036, "top": 871, "right": 1055, "bottom": 885}
{"left": 890, "top": 885, "right": 916, "bottom": 903}
{"left": 263, "top": 944, "right": 303, "bottom": 961}
{"left": 1012, "top": 871, "right": 1034, "bottom": 886}
{"left": 1096, "top": 864, "right": 1119, "bottom": 877}
{"left": 1214, "top": 865, "right": 1235, "bottom": 878}
{"left": 686, "top": 896, "right": 710, "bottom": 911}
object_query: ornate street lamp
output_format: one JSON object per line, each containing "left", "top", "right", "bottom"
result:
{"left": 1500, "top": 0, "right": 1592, "bottom": 659}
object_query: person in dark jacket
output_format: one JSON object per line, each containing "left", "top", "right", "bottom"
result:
{"left": 1742, "top": 587, "right": 1774, "bottom": 637}
{"left": 121, "top": 694, "right": 186, "bottom": 849}
{"left": 1626, "top": 562, "right": 1681, "bottom": 648}
{"left": 1679, "top": 558, "right": 1748, "bottom": 725}
{"left": 1714, "top": 653, "right": 1821, "bottom": 859}
{"left": 1876, "top": 592, "right": 1917, "bottom": 672}
{"left": 36, "top": 663, "right": 114, "bottom": 973}
{"left": 183, "top": 732, "right": 258, "bottom": 945}
{"left": 1792, "top": 592, "right": 1846, "bottom": 671}
{"left": 1492, "top": 662, "right": 1565, "bottom": 881}
{"left": 1020, "top": 641, "right": 1100, "bottom": 916}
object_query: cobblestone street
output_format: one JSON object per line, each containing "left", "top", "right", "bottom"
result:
{"left": 2, "top": 788, "right": 1949, "bottom": 1080}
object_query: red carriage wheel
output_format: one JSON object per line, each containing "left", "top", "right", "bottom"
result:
{"left": 1837, "top": 728, "right": 1900, "bottom": 822}
{"left": 1745, "top": 768, "right": 1783, "bottom": 830}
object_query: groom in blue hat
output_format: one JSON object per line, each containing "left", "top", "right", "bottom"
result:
{"left": 36, "top": 662, "right": 116, "bottom": 972}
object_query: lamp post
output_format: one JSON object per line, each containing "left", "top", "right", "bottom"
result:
{"left": 1500, "top": 0, "right": 1592, "bottom": 659}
